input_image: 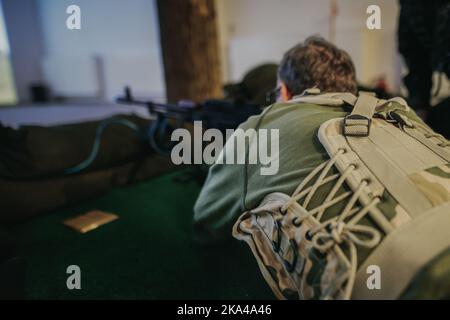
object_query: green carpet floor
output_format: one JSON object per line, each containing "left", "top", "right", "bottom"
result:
{"left": 11, "top": 170, "right": 274, "bottom": 299}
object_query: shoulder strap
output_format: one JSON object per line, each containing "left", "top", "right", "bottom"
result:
{"left": 343, "top": 94, "right": 378, "bottom": 137}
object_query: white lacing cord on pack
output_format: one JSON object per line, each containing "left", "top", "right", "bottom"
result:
{"left": 423, "top": 132, "right": 450, "bottom": 148}
{"left": 281, "top": 148, "right": 382, "bottom": 299}
{"left": 411, "top": 120, "right": 450, "bottom": 148}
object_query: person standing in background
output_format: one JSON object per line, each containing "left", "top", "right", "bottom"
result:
{"left": 398, "top": 0, "right": 450, "bottom": 119}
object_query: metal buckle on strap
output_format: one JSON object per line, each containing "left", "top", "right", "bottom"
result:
{"left": 343, "top": 114, "right": 372, "bottom": 137}
{"left": 388, "top": 111, "right": 414, "bottom": 129}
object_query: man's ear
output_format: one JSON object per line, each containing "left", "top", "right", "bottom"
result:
{"left": 280, "top": 82, "right": 293, "bottom": 102}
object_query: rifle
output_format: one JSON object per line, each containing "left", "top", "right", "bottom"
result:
{"left": 116, "top": 86, "right": 263, "bottom": 155}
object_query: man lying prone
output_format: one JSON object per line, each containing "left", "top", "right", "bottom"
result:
{"left": 194, "top": 37, "right": 450, "bottom": 300}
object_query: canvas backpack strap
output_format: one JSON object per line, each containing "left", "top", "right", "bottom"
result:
{"left": 343, "top": 94, "right": 378, "bottom": 137}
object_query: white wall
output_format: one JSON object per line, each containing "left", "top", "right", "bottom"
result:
{"left": 9, "top": 0, "right": 407, "bottom": 104}
{"left": 217, "top": 0, "right": 403, "bottom": 92}
{"left": 0, "top": 1, "right": 17, "bottom": 104}
{"left": 9, "top": 0, "right": 435, "bottom": 104}
{"left": 38, "top": 0, "right": 165, "bottom": 101}
{"left": 336, "top": 0, "right": 401, "bottom": 91}
{"left": 2, "top": 0, "right": 44, "bottom": 103}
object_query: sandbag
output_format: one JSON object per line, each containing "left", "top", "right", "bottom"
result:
{"left": 0, "top": 114, "right": 151, "bottom": 179}
{"left": 0, "top": 115, "right": 176, "bottom": 224}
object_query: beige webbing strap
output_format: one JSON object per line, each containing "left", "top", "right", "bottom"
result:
{"left": 333, "top": 92, "right": 357, "bottom": 106}
{"left": 346, "top": 135, "right": 432, "bottom": 217}
{"left": 352, "top": 201, "right": 450, "bottom": 299}
{"left": 344, "top": 94, "right": 378, "bottom": 137}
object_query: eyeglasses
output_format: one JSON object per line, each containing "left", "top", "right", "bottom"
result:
{"left": 265, "top": 86, "right": 281, "bottom": 105}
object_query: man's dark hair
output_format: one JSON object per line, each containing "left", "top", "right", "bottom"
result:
{"left": 278, "top": 36, "right": 357, "bottom": 95}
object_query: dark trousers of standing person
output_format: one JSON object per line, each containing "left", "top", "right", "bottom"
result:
{"left": 398, "top": 0, "right": 450, "bottom": 111}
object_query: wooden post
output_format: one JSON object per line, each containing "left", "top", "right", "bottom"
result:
{"left": 157, "top": 0, "right": 223, "bottom": 103}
